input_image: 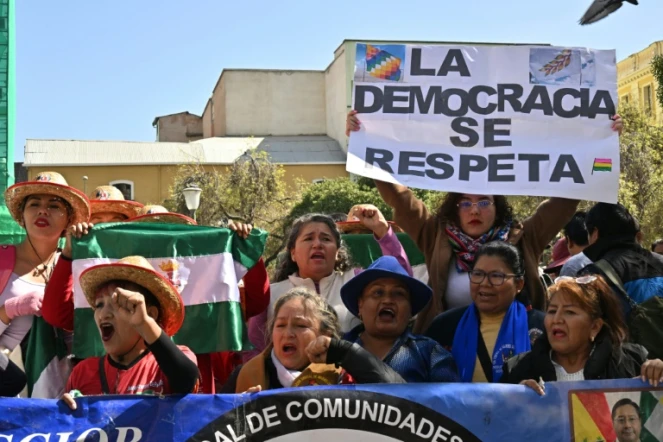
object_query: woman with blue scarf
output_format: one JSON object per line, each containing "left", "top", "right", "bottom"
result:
{"left": 425, "top": 242, "right": 544, "bottom": 383}
{"left": 341, "top": 256, "right": 459, "bottom": 383}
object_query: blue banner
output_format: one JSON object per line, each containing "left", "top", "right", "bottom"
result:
{"left": 0, "top": 380, "right": 661, "bottom": 441}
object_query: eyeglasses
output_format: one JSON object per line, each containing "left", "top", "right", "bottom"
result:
{"left": 613, "top": 416, "right": 640, "bottom": 425}
{"left": 457, "top": 200, "right": 494, "bottom": 211}
{"left": 469, "top": 270, "right": 521, "bottom": 286}
{"left": 554, "top": 275, "right": 597, "bottom": 284}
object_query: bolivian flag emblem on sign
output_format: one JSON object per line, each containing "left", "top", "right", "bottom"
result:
{"left": 592, "top": 158, "right": 613, "bottom": 174}
{"left": 571, "top": 390, "right": 663, "bottom": 442}
{"left": 366, "top": 44, "right": 402, "bottom": 82}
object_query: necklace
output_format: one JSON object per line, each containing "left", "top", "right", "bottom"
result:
{"left": 26, "top": 235, "right": 58, "bottom": 283}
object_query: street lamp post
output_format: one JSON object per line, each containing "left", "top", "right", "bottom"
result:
{"left": 182, "top": 187, "right": 202, "bottom": 222}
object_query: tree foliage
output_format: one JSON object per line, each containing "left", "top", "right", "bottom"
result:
{"left": 287, "top": 177, "right": 393, "bottom": 221}
{"left": 165, "top": 150, "right": 301, "bottom": 265}
{"left": 616, "top": 104, "right": 663, "bottom": 242}
{"left": 285, "top": 176, "right": 444, "bottom": 226}
{"left": 652, "top": 55, "right": 663, "bottom": 111}
{"left": 507, "top": 106, "right": 663, "bottom": 245}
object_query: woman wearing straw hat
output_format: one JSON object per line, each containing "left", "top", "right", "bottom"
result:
{"left": 0, "top": 172, "right": 90, "bottom": 354}
{"left": 340, "top": 256, "right": 459, "bottom": 383}
{"left": 88, "top": 185, "right": 144, "bottom": 224}
{"left": 129, "top": 205, "right": 196, "bottom": 225}
{"left": 62, "top": 256, "right": 199, "bottom": 409}
{"left": 41, "top": 185, "right": 143, "bottom": 331}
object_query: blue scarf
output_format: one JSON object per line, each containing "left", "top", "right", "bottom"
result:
{"left": 451, "top": 301, "right": 531, "bottom": 383}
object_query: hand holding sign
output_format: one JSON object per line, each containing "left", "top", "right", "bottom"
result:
{"left": 520, "top": 379, "right": 545, "bottom": 396}
{"left": 640, "top": 359, "right": 663, "bottom": 387}
{"left": 346, "top": 110, "right": 360, "bottom": 136}
{"left": 347, "top": 44, "right": 622, "bottom": 203}
{"left": 611, "top": 114, "right": 623, "bottom": 135}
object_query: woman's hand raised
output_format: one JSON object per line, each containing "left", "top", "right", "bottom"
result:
{"left": 348, "top": 204, "right": 389, "bottom": 239}
{"left": 306, "top": 336, "right": 332, "bottom": 364}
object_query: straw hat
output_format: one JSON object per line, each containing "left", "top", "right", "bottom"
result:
{"left": 336, "top": 221, "right": 403, "bottom": 235}
{"left": 89, "top": 186, "right": 143, "bottom": 219}
{"left": 4, "top": 171, "right": 90, "bottom": 225}
{"left": 129, "top": 205, "right": 196, "bottom": 225}
{"left": 79, "top": 256, "right": 184, "bottom": 336}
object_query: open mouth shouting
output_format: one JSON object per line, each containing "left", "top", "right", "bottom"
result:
{"left": 550, "top": 327, "right": 567, "bottom": 340}
{"left": 377, "top": 306, "right": 397, "bottom": 322}
{"left": 99, "top": 323, "right": 115, "bottom": 342}
{"left": 309, "top": 251, "right": 326, "bottom": 262}
{"left": 281, "top": 343, "right": 297, "bottom": 356}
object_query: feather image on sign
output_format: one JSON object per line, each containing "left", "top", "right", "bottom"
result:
{"left": 529, "top": 48, "right": 596, "bottom": 87}
{"left": 354, "top": 43, "right": 405, "bottom": 83}
{"left": 540, "top": 49, "right": 573, "bottom": 76}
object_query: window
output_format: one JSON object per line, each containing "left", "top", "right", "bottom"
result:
{"left": 643, "top": 85, "right": 653, "bottom": 115}
{"left": 110, "top": 180, "right": 134, "bottom": 201}
{"left": 312, "top": 178, "right": 326, "bottom": 184}
{"left": 621, "top": 94, "right": 629, "bottom": 105}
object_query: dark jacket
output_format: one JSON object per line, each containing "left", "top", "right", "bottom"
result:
{"left": 0, "top": 352, "right": 26, "bottom": 397}
{"left": 222, "top": 338, "right": 405, "bottom": 393}
{"left": 582, "top": 238, "right": 663, "bottom": 309}
{"left": 425, "top": 304, "right": 546, "bottom": 350}
{"left": 501, "top": 328, "right": 648, "bottom": 383}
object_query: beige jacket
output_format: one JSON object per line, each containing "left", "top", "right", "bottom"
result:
{"left": 375, "top": 181, "right": 579, "bottom": 333}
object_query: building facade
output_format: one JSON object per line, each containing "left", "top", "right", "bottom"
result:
{"left": 152, "top": 112, "right": 203, "bottom": 142}
{"left": 24, "top": 137, "right": 347, "bottom": 204}
{"left": 163, "top": 39, "right": 549, "bottom": 151}
{"left": 617, "top": 40, "right": 663, "bottom": 125}
{"left": 25, "top": 39, "right": 550, "bottom": 206}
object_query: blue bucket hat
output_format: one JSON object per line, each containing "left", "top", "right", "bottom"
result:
{"left": 340, "top": 256, "right": 432, "bottom": 317}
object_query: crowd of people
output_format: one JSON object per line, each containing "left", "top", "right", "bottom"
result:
{"left": 0, "top": 111, "right": 662, "bottom": 419}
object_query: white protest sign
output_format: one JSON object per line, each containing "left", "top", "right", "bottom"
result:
{"left": 347, "top": 44, "right": 619, "bottom": 203}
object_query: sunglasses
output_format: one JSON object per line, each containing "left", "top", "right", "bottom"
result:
{"left": 554, "top": 275, "right": 597, "bottom": 285}
{"left": 457, "top": 200, "right": 494, "bottom": 211}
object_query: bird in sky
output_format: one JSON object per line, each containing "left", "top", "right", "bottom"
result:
{"left": 579, "top": 0, "right": 638, "bottom": 25}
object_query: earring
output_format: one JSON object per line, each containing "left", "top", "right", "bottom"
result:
{"left": 590, "top": 335, "right": 595, "bottom": 342}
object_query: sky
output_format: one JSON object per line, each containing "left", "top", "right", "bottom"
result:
{"left": 15, "top": 0, "right": 663, "bottom": 162}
